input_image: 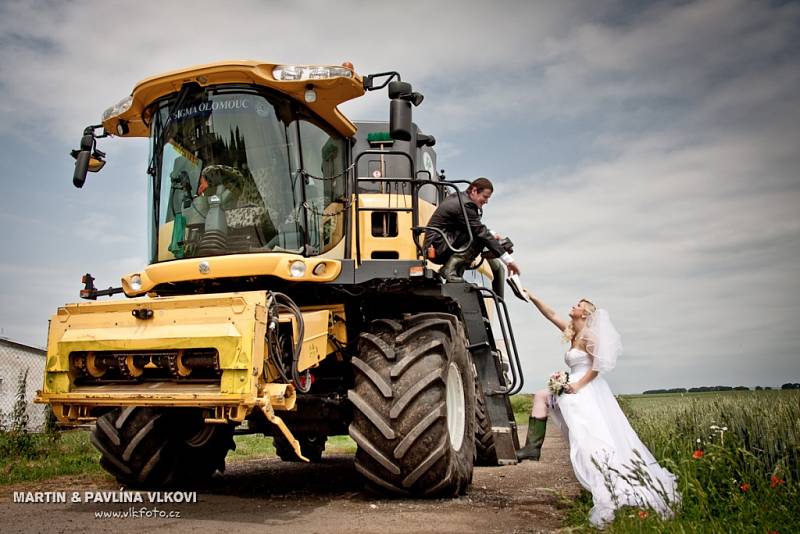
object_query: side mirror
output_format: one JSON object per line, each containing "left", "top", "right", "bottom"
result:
{"left": 73, "top": 150, "right": 91, "bottom": 188}
{"left": 388, "top": 81, "right": 424, "bottom": 142}
{"left": 390, "top": 98, "right": 412, "bottom": 141}
{"left": 71, "top": 126, "right": 105, "bottom": 188}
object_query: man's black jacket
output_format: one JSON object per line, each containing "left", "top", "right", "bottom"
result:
{"left": 423, "top": 191, "right": 506, "bottom": 263}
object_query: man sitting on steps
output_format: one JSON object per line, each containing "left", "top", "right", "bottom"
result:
{"left": 424, "top": 177, "right": 520, "bottom": 297}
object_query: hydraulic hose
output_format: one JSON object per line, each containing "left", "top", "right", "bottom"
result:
{"left": 265, "top": 298, "right": 292, "bottom": 384}
{"left": 270, "top": 292, "right": 310, "bottom": 393}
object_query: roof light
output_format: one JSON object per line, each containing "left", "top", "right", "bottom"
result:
{"left": 273, "top": 65, "right": 353, "bottom": 81}
{"left": 102, "top": 96, "right": 133, "bottom": 122}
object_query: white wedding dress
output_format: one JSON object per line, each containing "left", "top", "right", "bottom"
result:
{"left": 550, "top": 348, "right": 680, "bottom": 527}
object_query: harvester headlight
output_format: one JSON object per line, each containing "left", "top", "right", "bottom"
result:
{"left": 312, "top": 263, "right": 327, "bottom": 276}
{"left": 130, "top": 274, "right": 142, "bottom": 291}
{"left": 289, "top": 260, "right": 307, "bottom": 278}
{"left": 273, "top": 65, "right": 354, "bottom": 81}
{"left": 102, "top": 95, "right": 133, "bottom": 122}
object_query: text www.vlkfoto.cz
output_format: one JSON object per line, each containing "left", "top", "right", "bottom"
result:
{"left": 94, "top": 506, "right": 181, "bottom": 519}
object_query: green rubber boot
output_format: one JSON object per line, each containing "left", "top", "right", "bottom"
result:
{"left": 517, "top": 417, "right": 547, "bottom": 461}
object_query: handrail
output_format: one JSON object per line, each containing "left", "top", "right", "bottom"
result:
{"left": 353, "top": 149, "right": 414, "bottom": 263}
{"left": 475, "top": 287, "right": 524, "bottom": 395}
{"left": 352, "top": 149, "right": 476, "bottom": 262}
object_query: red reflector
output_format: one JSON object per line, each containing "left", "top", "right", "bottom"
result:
{"left": 297, "top": 373, "right": 315, "bottom": 389}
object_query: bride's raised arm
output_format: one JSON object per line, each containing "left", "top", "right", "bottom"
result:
{"left": 523, "top": 289, "right": 569, "bottom": 332}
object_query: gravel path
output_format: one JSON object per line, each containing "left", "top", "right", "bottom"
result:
{"left": 0, "top": 422, "right": 580, "bottom": 533}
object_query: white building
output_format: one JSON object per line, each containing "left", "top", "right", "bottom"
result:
{"left": 0, "top": 337, "right": 47, "bottom": 430}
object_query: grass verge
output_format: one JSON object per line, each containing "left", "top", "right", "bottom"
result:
{"left": 0, "top": 430, "right": 103, "bottom": 485}
{"left": 0, "top": 429, "right": 358, "bottom": 487}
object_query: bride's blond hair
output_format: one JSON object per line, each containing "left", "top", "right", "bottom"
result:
{"left": 563, "top": 298, "right": 597, "bottom": 342}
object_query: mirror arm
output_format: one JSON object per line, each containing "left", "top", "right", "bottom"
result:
{"left": 363, "top": 71, "right": 401, "bottom": 92}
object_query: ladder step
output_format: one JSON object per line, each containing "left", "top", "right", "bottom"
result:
{"left": 491, "top": 426, "right": 518, "bottom": 464}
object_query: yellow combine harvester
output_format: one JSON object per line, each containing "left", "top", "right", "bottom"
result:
{"left": 37, "top": 61, "right": 524, "bottom": 496}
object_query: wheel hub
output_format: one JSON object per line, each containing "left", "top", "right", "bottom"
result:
{"left": 446, "top": 362, "right": 466, "bottom": 450}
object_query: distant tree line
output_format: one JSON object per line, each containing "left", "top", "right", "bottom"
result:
{"left": 642, "top": 383, "right": 800, "bottom": 394}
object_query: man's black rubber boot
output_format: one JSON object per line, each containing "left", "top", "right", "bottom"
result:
{"left": 517, "top": 417, "right": 547, "bottom": 461}
{"left": 488, "top": 257, "right": 505, "bottom": 299}
{"left": 440, "top": 252, "right": 472, "bottom": 282}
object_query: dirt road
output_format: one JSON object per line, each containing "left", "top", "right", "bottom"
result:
{"left": 0, "top": 422, "right": 580, "bottom": 534}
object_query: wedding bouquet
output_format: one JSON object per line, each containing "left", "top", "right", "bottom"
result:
{"left": 548, "top": 371, "right": 570, "bottom": 396}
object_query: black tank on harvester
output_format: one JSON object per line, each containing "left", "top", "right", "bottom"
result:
{"left": 37, "top": 60, "right": 525, "bottom": 497}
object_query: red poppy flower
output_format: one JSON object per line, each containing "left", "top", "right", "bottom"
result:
{"left": 739, "top": 482, "right": 751, "bottom": 492}
{"left": 638, "top": 510, "right": 648, "bottom": 519}
{"left": 692, "top": 449, "right": 704, "bottom": 459}
{"left": 770, "top": 475, "right": 785, "bottom": 488}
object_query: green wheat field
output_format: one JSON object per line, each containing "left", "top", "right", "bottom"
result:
{"left": 563, "top": 390, "right": 799, "bottom": 533}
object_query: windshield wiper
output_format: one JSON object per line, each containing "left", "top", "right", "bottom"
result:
{"left": 147, "top": 83, "right": 195, "bottom": 179}
{"left": 148, "top": 84, "right": 196, "bottom": 239}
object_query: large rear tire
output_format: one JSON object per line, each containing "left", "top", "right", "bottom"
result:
{"left": 348, "top": 313, "right": 475, "bottom": 496}
{"left": 91, "top": 407, "right": 235, "bottom": 488}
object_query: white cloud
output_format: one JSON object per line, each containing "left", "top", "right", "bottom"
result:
{"left": 490, "top": 105, "right": 800, "bottom": 391}
{"left": 0, "top": 0, "right": 585, "bottom": 140}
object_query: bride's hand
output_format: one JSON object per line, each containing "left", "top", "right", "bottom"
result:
{"left": 565, "top": 383, "right": 579, "bottom": 394}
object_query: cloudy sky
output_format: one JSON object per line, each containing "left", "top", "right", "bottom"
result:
{"left": 1, "top": 0, "right": 798, "bottom": 393}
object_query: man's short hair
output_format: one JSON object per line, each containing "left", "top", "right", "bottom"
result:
{"left": 468, "top": 177, "right": 494, "bottom": 193}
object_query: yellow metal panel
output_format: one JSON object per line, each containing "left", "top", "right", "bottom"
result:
{"left": 261, "top": 383, "right": 296, "bottom": 411}
{"left": 37, "top": 290, "right": 352, "bottom": 421}
{"left": 297, "top": 310, "right": 331, "bottom": 372}
{"left": 41, "top": 291, "right": 269, "bottom": 398}
{"left": 301, "top": 304, "right": 347, "bottom": 355}
{"left": 59, "top": 323, "right": 241, "bottom": 349}
{"left": 353, "top": 194, "right": 436, "bottom": 261}
{"left": 120, "top": 253, "right": 341, "bottom": 296}
{"left": 43, "top": 391, "right": 250, "bottom": 405}
{"left": 45, "top": 374, "right": 71, "bottom": 395}
{"left": 221, "top": 369, "right": 250, "bottom": 395}
{"left": 55, "top": 292, "right": 253, "bottom": 316}
{"left": 417, "top": 198, "right": 437, "bottom": 227}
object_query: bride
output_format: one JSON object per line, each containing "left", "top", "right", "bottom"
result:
{"left": 517, "top": 289, "right": 680, "bottom": 527}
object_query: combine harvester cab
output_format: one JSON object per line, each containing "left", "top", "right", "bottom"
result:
{"left": 38, "top": 61, "right": 525, "bottom": 495}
